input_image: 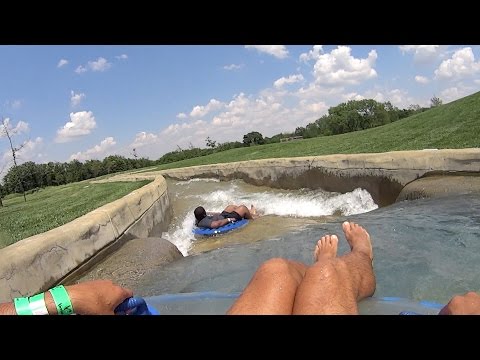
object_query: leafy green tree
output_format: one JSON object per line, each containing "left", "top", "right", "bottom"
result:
{"left": 103, "top": 155, "right": 129, "bottom": 174}
{"left": 295, "top": 127, "right": 305, "bottom": 137}
{"left": 243, "top": 131, "right": 265, "bottom": 146}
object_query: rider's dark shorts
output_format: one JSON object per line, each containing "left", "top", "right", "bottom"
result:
{"left": 220, "top": 210, "right": 243, "bottom": 221}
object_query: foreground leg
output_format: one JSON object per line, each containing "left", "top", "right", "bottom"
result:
{"left": 292, "top": 222, "right": 375, "bottom": 314}
{"left": 227, "top": 258, "right": 307, "bottom": 314}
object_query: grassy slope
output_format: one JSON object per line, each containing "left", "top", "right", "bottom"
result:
{"left": 147, "top": 91, "right": 480, "bottom": 171}
{"left": 0, "top": 180, "right": 150, "bottom": 249}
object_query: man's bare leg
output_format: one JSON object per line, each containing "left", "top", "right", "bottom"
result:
{"left": 227, "top": 258, "right": 308, "bottom": 314}
{"left": 292, "top": 222, "right": 375, "bottom": 314}
{"left": 228, "top": 205, "right": 254, "bottom": 220}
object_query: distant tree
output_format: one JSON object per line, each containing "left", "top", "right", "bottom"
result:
{"left": 408, "top": 104, "right": 421, "bottom": 112}
{"left": 205, "top": 136, "right": 217, "bottom": 149}
{"left": 0, "top": 118, "right": 27, "bottom": 202}
{"left": 294, "top": 127, "right": 305, "bottom": 137}
{"left": 430, "top": 96, "right": 443, "bottom": 107}
{"left": 243, "top": 131, "right": 265, "bottom": 146}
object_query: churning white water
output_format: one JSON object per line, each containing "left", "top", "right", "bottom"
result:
{"left": 163, "top": 178, "right": 378, "bottom": 256}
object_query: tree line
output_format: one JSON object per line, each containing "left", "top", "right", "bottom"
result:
{"left": 0, "top": 156, "right": 154, "bottom": 204}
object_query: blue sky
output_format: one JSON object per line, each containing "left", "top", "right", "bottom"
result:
{"left": 1, "top": 45, "right": 479, "bottom": 175}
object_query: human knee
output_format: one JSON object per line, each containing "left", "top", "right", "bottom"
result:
{"left": 257, "top": 258, "right": 294, "bottom": 276}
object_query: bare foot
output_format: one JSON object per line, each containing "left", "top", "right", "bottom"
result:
{"left": 314, "top": 235, "right": 338, "bottom": 262}
{"left": 342, "top": 221, "right": 373, "bottom": 261}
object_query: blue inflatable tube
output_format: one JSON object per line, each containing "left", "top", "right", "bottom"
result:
{"left": 142, "top": 292, "right": 445, "bottom": 315}
{"left": 193, "top": 219, "right": 249, "bottom": 236}
{"left": 112, "top": 293, "right": 445, "bottom": 315}
{"left": 115, "top": 296, "right": 160, "bottom": 315}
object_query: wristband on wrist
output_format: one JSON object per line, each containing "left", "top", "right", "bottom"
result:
{"left": 28, "top": 293, "right": 49, "bottom": 315}
{"left": 13, "top": 292, "right": 49, "bottom": 315}
{"left": 49, "top": 285, "right": 74, "bottom": 315}
{"left": 14, "top": 296, "right": 33, "bottom": 315}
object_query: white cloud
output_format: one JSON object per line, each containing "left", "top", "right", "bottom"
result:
{"left": 13, "top": 120, "right": 29, "bottom": 134}
{"left": 440, "top": 85, "right": 476, "bottom": 103}
{"left": 302, "top": 101, "right": 329, "bottom": 114}
{"left": 223, "top": 63, "right": 243, "bottom": 70}
{"left": 15, "top": 137, "right": 44, "bottom": 162}
{"left": 55, "top": 111, "right": 96, "bottom": 143}
{"left": 273, "top": 74, "right": 304, "bottom": 88}
{"left": 245, "top": 45, "right": 289, "bottom": 59}
{"left": 70, "top": 90, "right": 86, "bottom": 107}
{"left": 1, "top": 137, "right": 44, "bottom": 168}
{"left": 475, "top": 79, "right": 480, "bottom": 85}
{"left": 415, "top": 75, "right": 430, "bottom": 84}
{"left": 88, "top": 57, "right": 111, "bottom": 72}
{"left": 189, "top": 99, "right": 224, "bottom": 118}
{"left": 69, "top": 137, "right": 116, "bottom": 162}
{"left": 362, "top": 88, "right": 421, "bottom": 109}
{"left": 158, "top": 88, "right": 332, "bottom": 153}
{"left": 434, "top": 47, "right": 480, "bottom": 80}
{"left": 130, "top": 132, "right": 158, "bottom": 149}
{"left": 57, "top": 59, "right": 69, "bottom": 68}
{"left": 75, "top": 57, "right": 112, "bottom": 74}
{"left": 115, "top": 54, "right": 128, "bottom": 60}
{"left": 0, "top": 118, "right": 29, "bottom": 136}
{"left": 75, "top": 65, "right": 87, "bottom": 74}
{"left": 299, "top": 45, "right": 323, "bottom": 63}
{"left": 176, "top": 113, "right": 187, "bottom": 119}
{"left": 342, "top": 92, "right": 365, "bottom": 101}
{"left": 312, "top": 46, "right": 377, "bottom": 85}
{"left": 399, "top": 45, "right": 444, "bottom": 63}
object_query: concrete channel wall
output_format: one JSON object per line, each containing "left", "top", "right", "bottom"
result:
{"left": 159, "top": 149, "right": 480, "bottom": 207}
{"left": 1, "top": 148, "right": 479, "bottom": 302}
{"left": 0, "top": 176, "right": 171, "bottom": 302}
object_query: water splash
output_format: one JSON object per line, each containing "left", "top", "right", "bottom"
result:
{"left": 164, "top": 179, "right": 378, "bottom": 256}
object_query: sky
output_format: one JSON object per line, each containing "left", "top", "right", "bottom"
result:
{"left": 1, "top": 45, "right": 479, "bottom": 175}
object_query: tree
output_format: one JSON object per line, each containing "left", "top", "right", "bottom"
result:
{"left": 205, "top": 136, "right": 217, "bottom": 149}
{"left": 243, "top": 131, "right": 265, "bottom": 146}
{"left": 430, "top": 96, "right": 443, "bottom": 108}
{"left": 0, "top": 118, "right": 27, "bottom": 202}
{"left": 295, "top": 127, "right": 305, "bottom": 137}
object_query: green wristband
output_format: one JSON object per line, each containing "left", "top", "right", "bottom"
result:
{"left": 14, "top": 297, "right": 33, "bottom": 315}
{"left": 49, "top": 285, "right": 74, "bottom": 315}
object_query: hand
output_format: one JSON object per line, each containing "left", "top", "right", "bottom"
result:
{"left": 66, "top": 280, "right": 133, "bottom": 315}
{"left": 438, "top": 291, "right": 480, "bottom": 315}
{"left": 229, "top": 218, "right": 236, "bottom": 223}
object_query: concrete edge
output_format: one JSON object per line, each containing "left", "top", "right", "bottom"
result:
{"left": 0, "top": 176, "right": 169, "bottom": 302}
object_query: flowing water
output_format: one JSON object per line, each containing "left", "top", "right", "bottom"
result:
{"left": 76, "top": 177, "right": 480, "bottom": 308}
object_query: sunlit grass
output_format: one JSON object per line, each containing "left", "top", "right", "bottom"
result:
{"left": 0, "top": 180, "right": 150, "bottom": 249}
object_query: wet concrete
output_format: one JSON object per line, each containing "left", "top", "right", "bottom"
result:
{"left": 397, "top": 173, "right": 480, "bottom": 201}
{"left": 66, "top": 237, "right": 183, "bottom": 291}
